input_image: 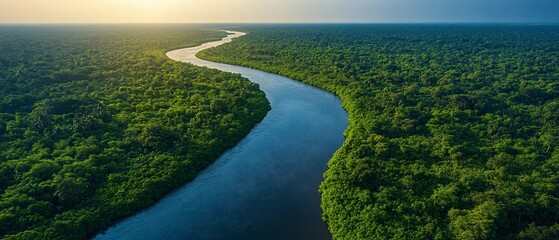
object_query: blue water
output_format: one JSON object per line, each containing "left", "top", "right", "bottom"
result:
{"left": 95, "top": 31, "right": 348, "bottom": 240}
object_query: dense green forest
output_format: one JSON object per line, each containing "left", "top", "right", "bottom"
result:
{"left": 199, "top": 24, "right": 559, "bottom": 239}
{"left": 0, "top": 25, "right": 269, "bottom": 239}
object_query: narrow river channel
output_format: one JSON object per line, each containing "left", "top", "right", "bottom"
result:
{"left": 95, "top": 31, "right": 348, "bottom": 240}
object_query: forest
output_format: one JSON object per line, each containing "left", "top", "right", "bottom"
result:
{"left": 198, "top": 24, "right": 559, "bottom": 239}
{"left": 0, "top": 25, "right": 270, "bottom": 239}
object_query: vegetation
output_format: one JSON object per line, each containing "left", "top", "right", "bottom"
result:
{"left": 199, "top": 24, "right": 559, "bottom": 239}
{"left": 0, "top": 25, "right": 269, "bottom": 239}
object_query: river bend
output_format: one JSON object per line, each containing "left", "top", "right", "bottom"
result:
{"left": 95, "top": 31, "right": 348, "bottom": 240}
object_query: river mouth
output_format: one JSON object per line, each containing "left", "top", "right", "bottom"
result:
{"left": 95, "top": 31, "right": 348, "bottom": 240}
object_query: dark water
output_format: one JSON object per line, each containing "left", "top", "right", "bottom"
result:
{"left": 94, "top": 31, "right": 348, "bottom": 240}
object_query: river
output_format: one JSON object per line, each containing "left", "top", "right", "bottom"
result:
{"left": 94, "top": 31, "right": 348, "bottom": 240}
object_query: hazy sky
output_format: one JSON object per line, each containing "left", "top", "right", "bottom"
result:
{"left": 0, "top": 0, "right": 558, "bottom": 23}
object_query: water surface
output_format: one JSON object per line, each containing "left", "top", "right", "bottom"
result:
{"left": 95, "top": 31, "right": 348, "bottom": 240}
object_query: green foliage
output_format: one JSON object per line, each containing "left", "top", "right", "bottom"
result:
{"left": 0, "top": 25, "right": 270, "bottom": 239}
{"left": 199, "top": 24, "right": 559, "bottom": 239}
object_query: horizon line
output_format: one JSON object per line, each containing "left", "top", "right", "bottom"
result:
{"left": 1, "top": 21, "right": 558, "bottom": 25}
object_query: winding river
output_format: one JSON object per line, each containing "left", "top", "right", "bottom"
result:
{"left": 95, "top": 31, "right": 348, "bottom": 240}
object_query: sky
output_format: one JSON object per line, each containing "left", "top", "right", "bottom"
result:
{"left": 0, "top": 0, "right": 558, "bottom": 23}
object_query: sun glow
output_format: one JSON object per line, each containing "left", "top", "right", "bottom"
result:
{"left": 118, "top": 0, "right": 176, "bottom": 7}
{"left": 0, "top": 0, "right": 193, "bottom": 23}
{"left": 136, "top": 0, "right": 161, "bottom": 5}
